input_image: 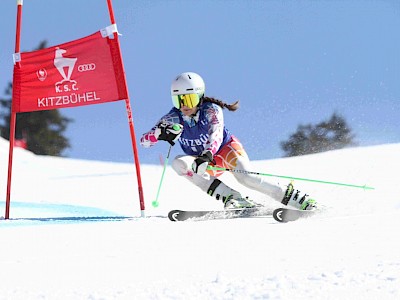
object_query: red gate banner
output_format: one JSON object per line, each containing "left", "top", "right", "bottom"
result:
{"left": 5, "top": 1, "right": 146, "bottom": 220}
{"left": 12, "top": 28, "right": 128, "bottom": 112}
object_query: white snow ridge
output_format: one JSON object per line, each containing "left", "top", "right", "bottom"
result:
{"left": 0, "top": 137, "right": 399, "bottom": 299}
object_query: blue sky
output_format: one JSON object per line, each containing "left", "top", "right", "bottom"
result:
{"left": 1, "top": 0, "right": 399, "bottom": 164}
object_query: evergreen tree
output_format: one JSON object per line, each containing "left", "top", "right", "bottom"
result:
{"left": 0, "top": 41, "right": 72, "bottom": 156}
{"left": 280, "top": 113, "right": 357, "bottom": 157}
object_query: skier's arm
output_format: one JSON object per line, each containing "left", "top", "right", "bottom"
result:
{"left": 140, "top": 111, "right": 181, "bottom": 148}
{"left": 192, "top": 104, "right": 225, "bottom": 175}
{"left": 203, "top": 104, "right": 225, "bottom": 156}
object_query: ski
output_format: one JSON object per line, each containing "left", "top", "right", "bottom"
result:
{"left": 273, "top": 207, "right": 317, "bottom": 223}
{"left": 168, "top": 207, "right": 273, "bottom": 222}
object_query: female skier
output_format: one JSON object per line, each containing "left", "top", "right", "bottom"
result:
{"left": 140, "top": 72, "right": 316, "bottom": 210}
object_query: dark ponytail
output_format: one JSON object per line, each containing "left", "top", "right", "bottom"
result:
{"left": 202, "top": 96, "right": 239, "bottom": 112}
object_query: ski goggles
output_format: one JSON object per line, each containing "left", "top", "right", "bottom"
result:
{"left": 172, "top": 93, "right": 201, "bottom": 109}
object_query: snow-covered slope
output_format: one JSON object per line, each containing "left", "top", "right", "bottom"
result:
{"left": 1, "top": 137, "right": 399, "bottom": 299}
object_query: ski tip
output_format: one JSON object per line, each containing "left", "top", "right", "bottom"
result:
{"left": 168, "top": 210, "right": 181, "bottom": 222}
{"left": 273, "top": 208, "right": 287, "bottom": 223}
{"left": 273, "top": 207, "right": 317, "bottom": 223}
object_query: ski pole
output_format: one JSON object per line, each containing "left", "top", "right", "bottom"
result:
{"left": 152, "top": 144, "right": 173, "bottom": 208}
{"left": 207, "top": 166, "right": 375, "bottom": 190}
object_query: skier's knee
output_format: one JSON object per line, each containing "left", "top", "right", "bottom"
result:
{"left": 171, "top": 155, "right": 192, "bottom": 176}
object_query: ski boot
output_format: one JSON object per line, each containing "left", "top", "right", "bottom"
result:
{"left": 207, "top": 179, "right": 255, "bottom": 209}
{"left": 281, "top": 182, "right": 317, "bottom": 211}
{"left": 223, "top": 196, "right": 256, "bottom": 209}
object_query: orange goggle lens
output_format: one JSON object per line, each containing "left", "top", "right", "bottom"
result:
{"left": 172, "top": 93, "right": 200, "bottom": 109}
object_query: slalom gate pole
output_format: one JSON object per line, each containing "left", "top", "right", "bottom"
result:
{"left": 152, "top": 144, "right": 173, "bottom": 208}
{"left": 207, "top": 166, "right": 375, "bottom": 190}
{"left": 106, "top": 0, "right": 146, "bottom": 216}
{"left": 5, "top": 0, "right": 23, "bottom": 219}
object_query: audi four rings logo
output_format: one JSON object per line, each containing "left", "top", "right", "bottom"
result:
{"left": 78, "top": 63, "right": 96, "bottom": 72}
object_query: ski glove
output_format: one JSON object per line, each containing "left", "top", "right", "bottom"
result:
{"left": 192, "top": 150, "right": 213, "bottom": 175}
{"left": 155, "top": 123, "right": 183, "bottom": 146}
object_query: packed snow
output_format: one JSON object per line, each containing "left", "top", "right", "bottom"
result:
{"left": 0, "top": 136, "right": 399, "bottom": 300}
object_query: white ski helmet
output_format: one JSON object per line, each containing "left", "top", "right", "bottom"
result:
{"left": 171, "top": 72, "right": 205, "bottom": 109}
{"left": 171, "top": 72, "right": 205, "bottom": 108}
